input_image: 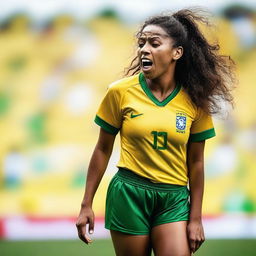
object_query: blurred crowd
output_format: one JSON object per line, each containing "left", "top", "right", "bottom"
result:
{"left": 0, "top": 5, "right": 256, "bottom": 222}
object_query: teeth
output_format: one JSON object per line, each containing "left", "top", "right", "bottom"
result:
{"left": 141, "top": 59, "right": 153, "bottom": 67}
{"left": 141, "top": 59, "right": 152, "bottom": 63}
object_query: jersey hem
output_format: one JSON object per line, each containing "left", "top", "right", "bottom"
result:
{"left": 189, "top": 128, "right": 216, "bottom": 142}
{"left": 116, "top": 168, "right": 188, "bottom": 191}
{"left": 117, "top": 165, "right": 188, "bottom": 186}
{"left": 94, "top": 115, "right": 119, "bottom": 135}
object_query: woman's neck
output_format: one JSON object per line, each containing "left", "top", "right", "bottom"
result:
{"left": 146, "top": 72, "right": 176, "bottom": 101}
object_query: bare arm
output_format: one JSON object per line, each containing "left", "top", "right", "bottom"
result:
{"left": 76, "top": 128, "right": 116, "bottom": 244}
{"left": 187, "top": 140, "right": 205, "bottom": 253}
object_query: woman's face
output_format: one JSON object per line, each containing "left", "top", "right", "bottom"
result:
{"left": 137, "top": 25, "right": 182, "bottom": 80}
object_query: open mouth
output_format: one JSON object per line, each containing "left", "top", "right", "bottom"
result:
{"left": 141, "top": 58, "right": 153, "bottom": 70}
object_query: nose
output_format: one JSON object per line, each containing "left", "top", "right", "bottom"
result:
{"left": 140, "top": 42, "right": 150, "bottom": 54}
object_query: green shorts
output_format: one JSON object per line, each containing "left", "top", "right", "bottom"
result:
{"left": 105, "top": 168, "right": 190, "bottom": 235}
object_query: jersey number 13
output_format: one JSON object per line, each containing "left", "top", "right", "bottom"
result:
{"left": 151, "top": 131, "right": 168, "bottom": 150}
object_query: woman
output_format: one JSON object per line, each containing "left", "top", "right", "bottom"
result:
{"left": 76, "top": 8, "right": 235, "bottom": 256}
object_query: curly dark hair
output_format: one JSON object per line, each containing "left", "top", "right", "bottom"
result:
{"left": 125, "top": 8, "right": 236, "bottom": 114}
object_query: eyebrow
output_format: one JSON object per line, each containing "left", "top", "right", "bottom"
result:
{"left": 137, "top": 32, "right": 169, "bottom": 40}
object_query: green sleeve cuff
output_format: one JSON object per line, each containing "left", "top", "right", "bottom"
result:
{"left": 94, "top": 115, "right": 119, "bottom": 135}
{"left": 189, "top": 128, "right": 216, "bottom": 142}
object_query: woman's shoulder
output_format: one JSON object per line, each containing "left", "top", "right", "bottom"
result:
{"left": 108, "top": 74, "right": 140, "bottom": 92}
{"left": 177, "top": 86, "right": 198, "bottom": 116}
{"left": 179, "top": 86, "right": 195, "bottom": 106}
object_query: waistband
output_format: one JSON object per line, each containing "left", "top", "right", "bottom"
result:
{"left": 116, "top": 168, "right": 187, "bottom": 192}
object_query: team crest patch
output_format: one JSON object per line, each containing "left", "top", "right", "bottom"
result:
{"left": 176, "top": 112, "right": 187, "bottom": 133}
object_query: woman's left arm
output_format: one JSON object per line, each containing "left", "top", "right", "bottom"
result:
{"left": 187, "top": 140, "right": 206, "bottom": 254}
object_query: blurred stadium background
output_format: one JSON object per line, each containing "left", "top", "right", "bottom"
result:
{"left": 0, "top": 0, "right": 256, "bottom": 255}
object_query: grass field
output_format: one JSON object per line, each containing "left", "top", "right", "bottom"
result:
{"left": 1, "top": 239, "right": 256, "bottom": 256}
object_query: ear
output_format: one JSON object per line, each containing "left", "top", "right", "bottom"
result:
{"left": 172, "top": 46, "right": 183, "bottom": 60}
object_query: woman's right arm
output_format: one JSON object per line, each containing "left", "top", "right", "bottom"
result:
{"left": 76, "top": 128, "right": 116, "bottom": 244}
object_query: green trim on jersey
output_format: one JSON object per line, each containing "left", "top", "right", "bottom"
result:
{"left": 139, "top": 73, "right": 181, "bottom": 107}
{"left": 189, "top": 128, "right": 216, "bottom": 142}
{"left": 94, "top": 115, "right": 119, "bottom": 135}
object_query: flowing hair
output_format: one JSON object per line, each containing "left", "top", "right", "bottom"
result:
{"left": 125, "top": 8, "right": 236, "bottom": 114}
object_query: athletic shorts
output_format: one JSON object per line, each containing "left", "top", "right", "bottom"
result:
{"left": 105, "top": 168, "right": 190, "bottom": 235}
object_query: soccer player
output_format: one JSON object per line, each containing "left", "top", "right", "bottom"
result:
{"left": 76, "top": 8, "right": 235, "bottom": 256}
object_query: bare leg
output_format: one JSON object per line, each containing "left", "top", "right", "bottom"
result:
{"left": 110, "top": 230, "right": 152, "bottom": 256}
{"left": 151, "top": 221, "right": 191, "bottom": 256}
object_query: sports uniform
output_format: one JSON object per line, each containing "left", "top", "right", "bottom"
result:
{"left": 95, "top": 72, "right": 215, "bottom": 234}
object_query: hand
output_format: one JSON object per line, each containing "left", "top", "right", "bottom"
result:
{"left": 187, "top": 219, "right": 205, "bottom": 254}
{"left": 76, "top": 206, "right": 95, "bottom": 244}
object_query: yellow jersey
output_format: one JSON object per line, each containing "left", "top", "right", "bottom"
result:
{"left": 95, "top": 73, "right": 215, "bottom": 185}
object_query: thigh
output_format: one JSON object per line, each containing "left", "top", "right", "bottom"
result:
{"left": 111, "top": 230, "right": 152, "bottom": 256}
{"left": 151, "top": 221, "right": 191, "bottom": 256}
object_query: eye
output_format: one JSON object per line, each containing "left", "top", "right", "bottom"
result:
{"left": 138, "top": 42, "right": 145, "bottom": 48}
{"left": 151, "top": 40, "right": 160, "bottom": 48}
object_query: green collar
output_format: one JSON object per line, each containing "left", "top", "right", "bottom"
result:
{"left": 139, "top": 73, "right": 181, "bottom": 107}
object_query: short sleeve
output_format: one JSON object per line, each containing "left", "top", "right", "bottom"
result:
{"left": 94, "top": 86, "right": 122, "bottom": 135}
{"left": 189, "top": 108, "right": 216, "bottom": 142}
